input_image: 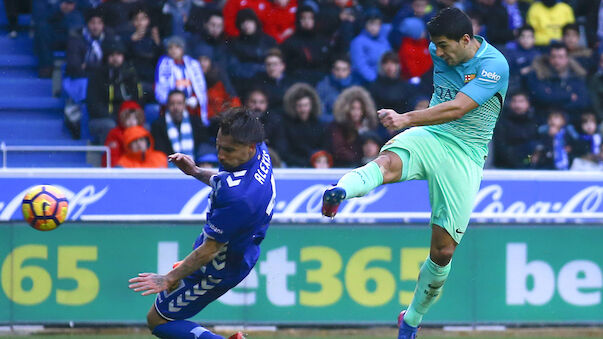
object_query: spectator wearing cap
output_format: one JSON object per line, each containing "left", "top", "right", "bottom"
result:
{"left": 248, "top": 48, "right": 294, "bottom": 112}
{"left": 155, "top": 36, "right": 209, "bottom": 125}
{"left": 86, "top": 39, "right": 142, "bottom": 144}
{"left": 227, "top": 9, "right": 277, "bottom": 88}
{"left": 103, "top": 100, "right": 146, "bottom": 167}
{"left": 316, "top": 55, "right": 360, "bottom": 118}
{"left": 281, "top": 4, "right": 332, "bottom": 85}
{"left": 196, "top": 46, "right": 241, "bottom": 122}
{"left": 117, "top": 126, "right": 168, "bottom": 168}
{"left": 151, "top": 89, "right": 210, "bottom": 164}
{"left": 123, "top": 7, "right": 161, "bottom": 103}
{"left": 349, "top": 8, "right": 392, "bottom": 83}
{"left": 396, "top": 17, "right": 432, "bottom": 80}
{"left": 328, "top": 86, "right": 378, "bottom": 167}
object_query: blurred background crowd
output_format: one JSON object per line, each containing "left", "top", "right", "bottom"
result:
{"left": 2, "top": 0, "right": 602, "bottom": 170}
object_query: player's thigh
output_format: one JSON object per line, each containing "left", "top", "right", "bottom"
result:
{"left": 154, "top": 275, "right": 235, "bottom": 321}
{"left": 380, "top": 128, "right": 442, "bottom": 183}
{"left": 428, "top": 147, "right": 482, "bottom": 244}
{"left": 147, "top": 304, "right": 168, "bottom": 330}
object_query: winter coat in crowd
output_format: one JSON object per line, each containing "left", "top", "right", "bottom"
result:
{"left": 117, "top": 126, "right": 168, "bottom": 168}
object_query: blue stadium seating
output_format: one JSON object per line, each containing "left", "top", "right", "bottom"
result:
{"left": 0, "top": 7, "right": 92, "bottom": 168}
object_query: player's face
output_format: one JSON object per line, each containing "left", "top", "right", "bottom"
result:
{"left": 431, "top": 35, "right": 470, "bottom": 66}
{"left": 216, "top": 130, "right": 256, "bottom": 170}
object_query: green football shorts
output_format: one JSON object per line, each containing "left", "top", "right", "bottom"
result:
{"left": 381, "top": 127, "right": 483, "bottom": 243}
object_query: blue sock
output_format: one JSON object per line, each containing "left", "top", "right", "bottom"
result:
{"left": 152, "top": 320, "right": 224, "bottom": 339}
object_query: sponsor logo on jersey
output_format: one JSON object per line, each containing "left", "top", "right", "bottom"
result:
{"left": 208, "top": 222, "right": 223, "bottom": 234}
{"left": 464, "top": 74, "right": 476, "bottom": 83}
{"left": 480, "top": 69, "right": 501, "bottom": 82}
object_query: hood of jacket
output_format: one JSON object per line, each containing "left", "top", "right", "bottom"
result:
{"left": 532, "top": 54, "right": 587, "bottom": 81}
{"left": 123, "top": 126, "right": 155, "bottom": 152}
{"left": 283, "top": 83, "right": 322, "bottom": 120}
{"left": 332, "top": 86, "right": 377, "bottom": 129}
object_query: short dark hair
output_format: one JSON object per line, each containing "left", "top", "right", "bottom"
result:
{"left": 219, "top": 107, "right": 265, "bottom": 145}
{"left": 549, "top": 41, "right": 568, "bottom": 53}
{"left": 265, "top": 48, "right": 284, "bottom": 62}
{"left": 562, "top": 23, "right": 580, "bottom": 36}
{"left": 245, "top": 87, "right": 269, "bottom": 103}
{"left": 427, "top": 7, "right": 473, "bottom": 41}
{"left": 167, "top": 89, "right": 186, "bottom": 101}
{"left": 331, "top": 54, "right": 351, "bottom": 67}
{"left": 510, "top": 91, "right": 529, "bottom": 100}
{"left": 85, "top": 8, "right": 103, "bottom": 23}
{"left": 517, "top": 24, "right": 534, "bottom": 36}
{"left": 380, "top": 51, "right": 399, "bottom": 65}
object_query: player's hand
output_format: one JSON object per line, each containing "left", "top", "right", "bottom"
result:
{"left": 378, "top": 109, "right": 410, "bottom": 130}
{"left": 128, "top": 273, "right": 178, "bottom": 296}
{"left": 168, "top": 153, "right": 198, "bottom": 176}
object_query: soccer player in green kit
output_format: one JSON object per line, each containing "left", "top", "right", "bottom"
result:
{"left": 322, "top": 8, "right": 509, "bottom": 339}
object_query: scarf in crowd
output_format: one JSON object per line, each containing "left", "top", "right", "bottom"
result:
{"left": 165, "top": 110, "right": 194, "bottom": 158}
{"left": 82, "top": 28, "right": 104, "bottom": 67}
{"left": 553, "top": 128, "right": 569, "bottom": 170}
{"left": 582, "top": 134, "right": 602, "bottom": 155}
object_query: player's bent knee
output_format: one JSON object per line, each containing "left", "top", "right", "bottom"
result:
{"left": 374, "top": 151, "right": 403, "bottom": 184}
{"left": 146, "top": 305, "right": 168, "bottom": 331}
{"left": 430, "top": 246, "right": 454, "bottom": 266}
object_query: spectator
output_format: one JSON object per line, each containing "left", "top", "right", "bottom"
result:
{"left": 350, "top": 8, "right": 392, "bottom": 83}
{"left": 526, "top": 0, "right": 574, "bottom": 47}
{"left": 151, "top": 90, "right": 210, "bottom": 162}
{"left": 317, "top": 0, "right": 361, "bottom": 55}
{"left": 396, "top": 17, "right": 432, "bottom": 81}
{"left": 502, "top": 0, "right": 528, "bottom": 32}
{"left": 310, "top": 150, "right": 334, "bottom": 169}
{"left": 244, "top": 88, "right": 286, "bottom": 158}
{"left": 87, "top": 39, "right": 142, "bottom": 144}
{"left": 124, "top": 7, "right": 161, "bottom": 103}
{"left": 368, "top": 51, "right": 414, "bottom": 115}
{"left": 263, "top": 0, "right": 297, "bottom": 43}
{"left": 389, "top": 0, "right": 434, "bottom": 49}
{"left": 359, "top": 131, "right": 383, "bottom": 165}
{"left": 227, "top": 9, "right": 277, "bottom": 86}
{"left": 473, "top": 0, "right": 514, "bottom": 47}
{"left": 532, "top": 110, "right": 573, "bottom": 170}
{"left": 572, "top": 0, "right": 599, "bottom": 49}
{"left": 570, "top": 140, "right": 603, "bottom": 171}
{"left": 562, "top": 23, "right": 595, "bottom": 72}
{"left": 103, "top": 100, "right": 145, "bottom": 167}
{"left": 98, "top": 0, "right": 143, "bottom": 37}
{"left": 588, "top": 52, "right": 603, "bottom": 122}
{"left": 161, "top": 0, "right": 192, "bottom": 38}
{"left": 248, "top": 48, "right": 294, "bottom": 112}
{"left": 65, "top": 9, "right": 109, "bottom": 79}
{"left": 34, "top": 0, "right": 86, "bottom": 78}
{"left": 577, "top": 113, "right": 602, "bottom": 156}
{"left": 189, "top": 10, "right": 230, "bottom": 70}
{"left": 281, "top": 83, "right": 327, "bottom": 167}
{"left": 493, "top": 92, "right": 539, "bottom": 168}
{"left": 117, "top": 126, "right": 168, "bottom": 168}
{"left": 504, "top": 25, "right": 541, "bottom": 93}
{"left": 525, "top": 42, "right": 590, "bottom": 122}
{"left": 366, "top": 0, "right": 402, "bottom": 23}
{"left": 328, "top": 86, "right": 378, "bottom": 167}
{"left": 280, "top": 5, "right": 332, "bottom": 84}
{"left": 155, "top": 36, "right": 209, "bottom": 124}
{"left": 222, "top": 0, "right": 270, "bottom": 37}
{"left": 196, "top": 47, "right": 241, "bottom": 122}
{"left": 316, "top": 55, "right": 360, "bottom": 119}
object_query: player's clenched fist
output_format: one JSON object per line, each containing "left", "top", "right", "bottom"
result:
{"left": 378, "top": 109, "right": 410, "bottom": 130}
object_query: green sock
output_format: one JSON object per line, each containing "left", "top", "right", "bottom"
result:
{"left": 404, "top": 257, "right": 451, "bottom": 327}
{"left": 337, "top": 161, "right": 384, "bottom": 199}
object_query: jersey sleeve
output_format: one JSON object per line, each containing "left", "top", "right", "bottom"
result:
{"left": 460, "top": 56, "right": 509, "bottom": 105}
{"left": 204, "top": 175, "right": 249, "bottom": 243}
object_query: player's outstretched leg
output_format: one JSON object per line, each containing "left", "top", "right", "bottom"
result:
{"left": 152, "top": 320, "right": 225, "bottom": 338}
{"left": 321, "top": 161, "right": 384, "bottom": 217}
{"left": 397, "top": 310, "right": 418, "bottom": 339}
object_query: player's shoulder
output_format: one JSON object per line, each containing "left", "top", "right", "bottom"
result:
{"left": 477, "top": 40, "right": 509, "bottom": 73}
{"left": 211, "top": 170, "right": 251, "bottom": 203}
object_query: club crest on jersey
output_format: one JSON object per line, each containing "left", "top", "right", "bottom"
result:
{"left": 464, "top": 74, "right": 476, "bottom": 83}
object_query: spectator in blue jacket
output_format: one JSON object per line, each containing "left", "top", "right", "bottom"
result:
{"left": 349, "top": 8, "right": 392, "bottom": 83}
{"left": 316, "top": 55, "right": 360, "bottom": 120}
{"left": 525, "top": 42, "right": 591, "bottom": 124}
{"left": 504, "top": 25, "right": 541, "bottom": 93}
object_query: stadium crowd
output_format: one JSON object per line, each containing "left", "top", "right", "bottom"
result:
{"left": 9, "top": 0, "right": 603, "bottom": 170}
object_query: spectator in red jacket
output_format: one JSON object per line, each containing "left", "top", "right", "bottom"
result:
{"left": 103, "top": 100, "right": 145, "bottom": 167}
{"left": 263, "top": 0, "right": 297, "bottom": 43}
{"left": 397, "top": 17, "right": 432, "bottom": 80}
{"left": 117, "top": 126, "right": 168, "bottom": 168}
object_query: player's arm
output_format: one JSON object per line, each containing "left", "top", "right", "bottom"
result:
{"left": 168, "top": 153, "right": 217, "bottom": 186}
{"left": 128, "top": 237, "right": 225, "bottom": 296}
{"left": 378, "top": 92, "right": 478, "bottom": 130}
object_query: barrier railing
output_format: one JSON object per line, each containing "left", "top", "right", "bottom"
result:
{"left": 0, "top": 142, "right": 111, "bottom": 169}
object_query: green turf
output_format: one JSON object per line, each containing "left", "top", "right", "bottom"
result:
{"left": 0, "top": 336, "right": 600, "bottom": 339}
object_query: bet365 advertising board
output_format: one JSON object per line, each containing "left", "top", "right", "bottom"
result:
{"left": 0, "top": 223, "right": 601, "bottom": 325}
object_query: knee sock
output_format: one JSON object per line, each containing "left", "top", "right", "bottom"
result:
{"left": 152, "top": 320, "right": 223, "bottom": 339}
{"left": 403, "top": 257, "right": 451, "bottom": 327}
{"left": 336, "top": 161, "right": 383, "bottom": 199}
